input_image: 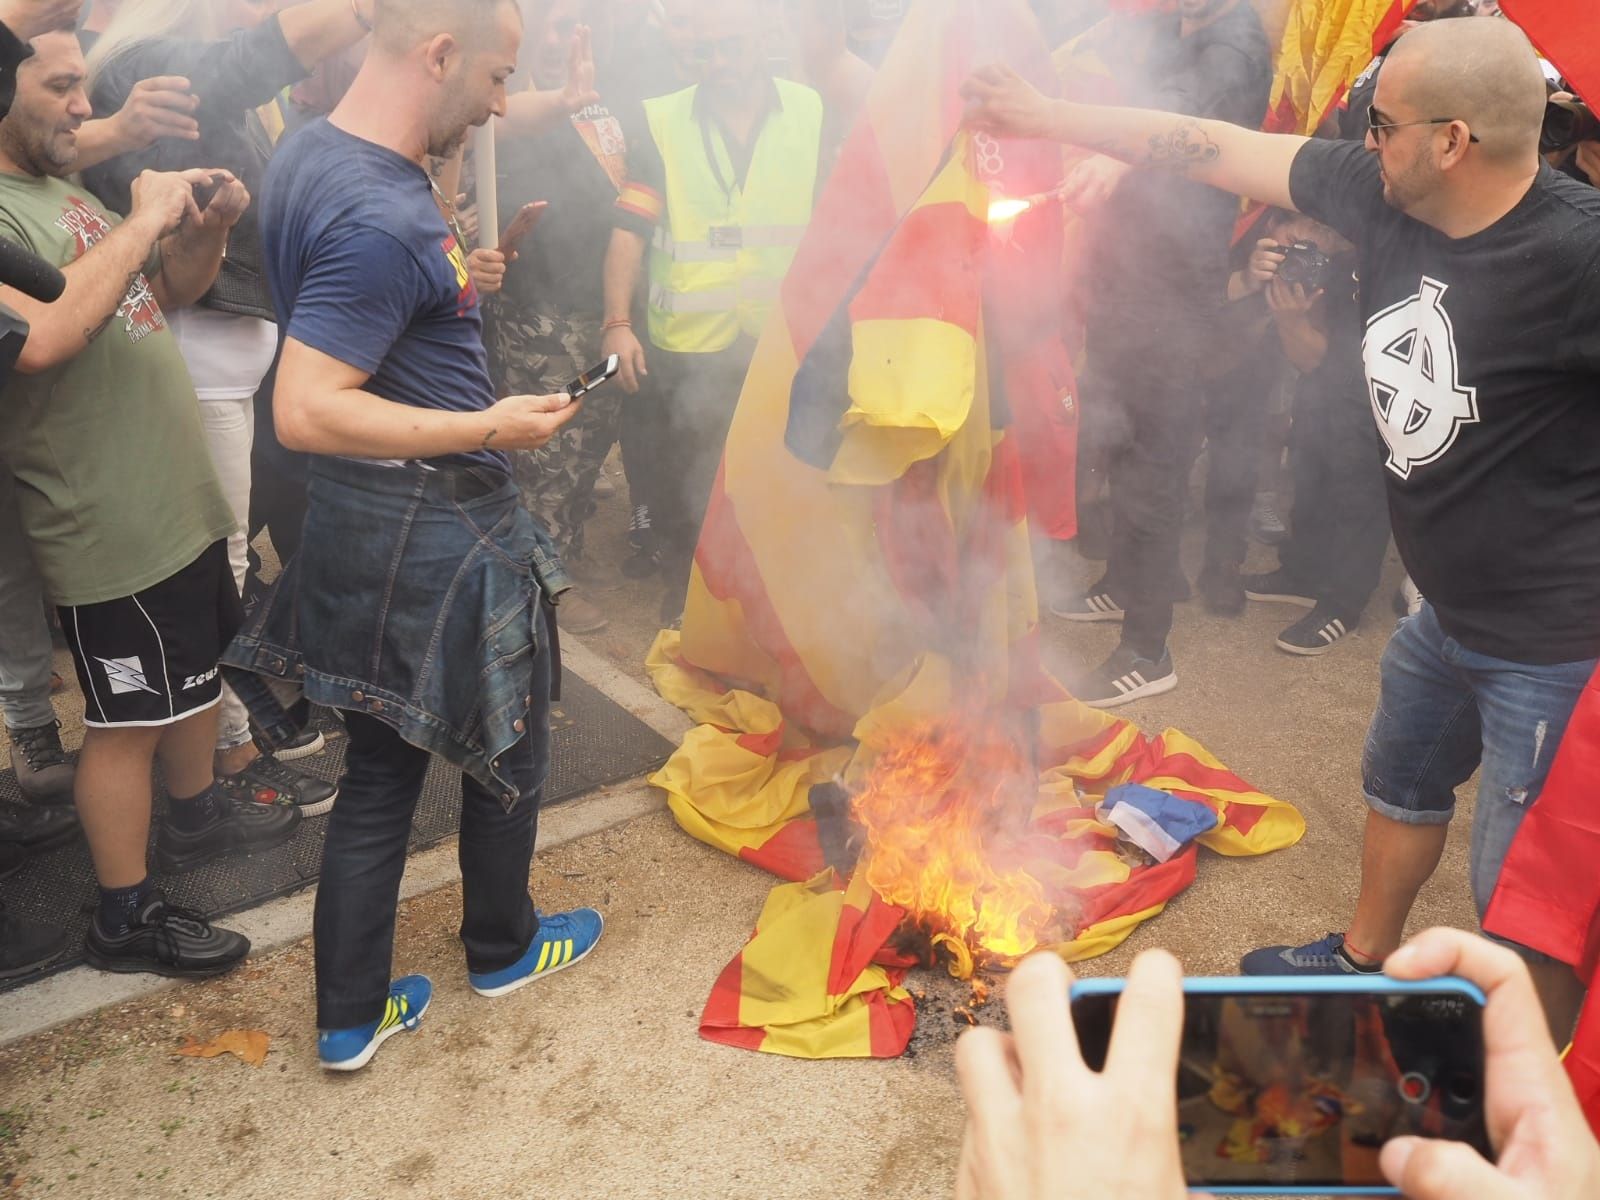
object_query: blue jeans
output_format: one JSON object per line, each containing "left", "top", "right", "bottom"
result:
{"left": 1362, "top": 603, "right": 1596, "bottom": 947}
{"left": 313, "top": 606, "right": 552, "bottom": 1030}
{"left": 0, "top": 472, "right": 58, "bottom": 731}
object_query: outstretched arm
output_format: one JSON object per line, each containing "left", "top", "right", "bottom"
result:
{"left": 962, "top": 63, "right": 1308, "bottom": 214}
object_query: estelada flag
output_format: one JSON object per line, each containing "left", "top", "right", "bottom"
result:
{"left": 648, "top": 0, "right": 1304, "bottom": 1060}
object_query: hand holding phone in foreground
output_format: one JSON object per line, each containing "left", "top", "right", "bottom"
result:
{"left": 955, "top": 950, "right": 1192, "bottom": 1200}
{"left": 1378, "top": 929, "right": 1600, "bottom": 1200}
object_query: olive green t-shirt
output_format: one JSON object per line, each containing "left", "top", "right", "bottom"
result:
{"left": 0, "top": 172, "right": 235, "bottom": 607}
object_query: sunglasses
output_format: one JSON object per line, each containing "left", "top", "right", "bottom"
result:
{"left": 1367, "top": 107, "right": 1481, "bottom": 143}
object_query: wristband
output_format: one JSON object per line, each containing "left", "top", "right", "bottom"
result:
{"left": 603, "top": 319, "right": 631, "bottom": 331}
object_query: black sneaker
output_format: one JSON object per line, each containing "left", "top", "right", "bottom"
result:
{"left": 1050, "top": 586, "right": 1125, "bottom": 623}
{"left": 627, "top": 503, "right": 653, "bottom": 551}
{"left": 1276, "top": 607, "right": 1357, "bottom": 657}
{"left": 1075, "top": 645, "right": 1177, "bottom": 709}
{"left": 0, "top": 801, "right": 80, "bottom": 854}
{"left": 1197, "top": 564, "right": 1245, "bottom": 616}
{"left": 154, "top": 790, "right": 303, "bottom": 874}
{"left": 1242, "top": 570, "right": 1316, "bottom": 608}
{"left": 218, "top": 753, "right": 337, "bottom": 818}
{"left": 0, "top": 903, "right": 72, "bottom": 980}
{"left": 263, "top": 727, "right": 326, "bottom": 763}
{"left": 83, "top": 893, "right": 249, "bottom": 979}
{"left": 8, "top": 719, "right": 75, "bottom": 805}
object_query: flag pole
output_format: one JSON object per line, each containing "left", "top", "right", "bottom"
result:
{"left": 473, "top": 123, "right": 499, "bottom": 251}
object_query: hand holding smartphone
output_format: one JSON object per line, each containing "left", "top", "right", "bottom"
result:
{"left": 564, "top": 354, "right": 620, "bottom": 403}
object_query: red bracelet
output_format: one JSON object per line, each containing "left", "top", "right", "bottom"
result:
{"left": 603, "top": 319, "right": 631, "bottom": 331}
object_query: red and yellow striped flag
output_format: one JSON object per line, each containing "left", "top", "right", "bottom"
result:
{"left": 649, "top": 0, "right": 1304, "bottom": 1060}
{"left": 1265, "top": 0, "right": 1415, "bottom": 134}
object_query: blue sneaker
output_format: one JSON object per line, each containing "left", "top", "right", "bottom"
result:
{"left": 318, "top": 975, "right": 432, "bottom": 1072}
{"left": 469, "top": 908, "right": 604, "bottom": 998}
{"left": 1240, "top": 933, "right": 1382, "bottom": 976}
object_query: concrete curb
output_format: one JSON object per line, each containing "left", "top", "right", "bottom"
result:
{"left": 0, "top": 635, "right": 685, "bottom": 1046}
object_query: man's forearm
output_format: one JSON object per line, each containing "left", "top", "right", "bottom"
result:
{"left": 152, "top": 224, "right": 226, "bottom": 311}
{"left": 276, "top": 384, "right": 493, "bottom": 459}
{"left": 72, "top": 115, "right": 136, "bottom": 174}
{"left": 1041, "top": 100, "right": 1307, "bottom": 213}
{"left": 2, "top": 214, "right": 162, "bottom": 372}
{"left": 276, "top": 0, "right": 370, "bottom": 71}
{"left": 603, "top": 229, "right": 645, "bottom": 324}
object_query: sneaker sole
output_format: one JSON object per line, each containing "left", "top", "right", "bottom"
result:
{"left": 294, "top": 795, "right": 337, "bottom": 819}
{"left": 1049, "top": 602, "right": 1124, "bottom": 623}
{"left": 1244, "top": 590, "right": 1317, "bottom": 608}
{"left": 320, "top": 998, "right": 431, "bottom": 1072}
{"left": 1275, "top": 636, "right": 1338, "bottom": 657}
{"left": 470, "top": 923, "right": 605, "bottom": 999}
{"left": 270, "top": 731, "right": 327, "bottom": 762}
{"left": 1081, "top": 672, "right": 1178, "bottom": 710}
{"left": 154, "top": 818, "right": 302, "bottom": 875}
{"left": 81, "top": 946, "right": 246, "bottom": 979}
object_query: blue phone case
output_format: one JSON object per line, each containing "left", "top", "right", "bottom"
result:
{"left": 1068, "top": 975, "right": 1488, "bottom": 1196}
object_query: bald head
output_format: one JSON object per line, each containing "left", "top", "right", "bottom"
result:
{"left": 374, "top": 0, "right": 521, "bottom": 55}
{"left": 1380, "top": 17, "right": 1547, "bottom": 164}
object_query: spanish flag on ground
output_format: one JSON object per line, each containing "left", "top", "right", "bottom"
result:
{"left": 649, "top": 0, "right": 1303, "bottom": 1060}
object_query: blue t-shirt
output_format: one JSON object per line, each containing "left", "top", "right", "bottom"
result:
{"left": 260, "top": 118, "right": 507, "bottom": 470}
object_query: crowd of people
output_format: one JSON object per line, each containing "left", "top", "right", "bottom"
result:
{"left": 0, "top": 0, "right": 1597, "bottom": 1188}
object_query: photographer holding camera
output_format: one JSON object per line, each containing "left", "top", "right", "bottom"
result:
{"left": 1228, "top": 212, "right": 1392, "bottom": 658}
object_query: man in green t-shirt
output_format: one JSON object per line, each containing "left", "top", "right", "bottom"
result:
{"left": 0, "top": 30, "right": 299, "bottom": 978}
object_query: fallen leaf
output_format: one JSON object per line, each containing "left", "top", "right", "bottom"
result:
{"left": 174, "top": 1030, "right": 270, "bottom": 1068}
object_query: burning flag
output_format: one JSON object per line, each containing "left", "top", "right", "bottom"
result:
{"left": 648, "top": 0, "right": 1304, "bottom": 1060}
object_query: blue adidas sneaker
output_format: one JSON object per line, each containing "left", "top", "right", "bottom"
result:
{"left": 318, "top": 975, "right": 433, "bottom": 1072}
{"left": 469, "top": 908, "right": 604, "bottom": 998}
{"left": 1240, "top": 933, "right": 1383, "bottom": 976}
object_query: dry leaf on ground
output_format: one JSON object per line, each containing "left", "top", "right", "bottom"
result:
{"left": 173, "top": 1029, "right": 270, "bottom": 1068}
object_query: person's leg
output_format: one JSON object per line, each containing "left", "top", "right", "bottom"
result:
{"left": 1200, "top": 355, "right": 1274, "bottom": 580}
{"left": 1319, "top": 397, "right": 1393, "bottom": 622}
{"left": 1465, "top": 646, "right": 1596, "bottom": 1042}
{"left": 0, "top": 474, "right": 59, "bottom": 733}
{"left": 1275, "top": 389, "right": 1329, "bottom": 590}
{"left": 313, "top": 711, "right": 430, "bottom": 1030}
{"left": 75, "top": 724, "right": 163, "bottom": 888}
{"left": 1344, "top": 606, "right": 1484, "bottom": 961}
{"left": 197, "top": 394, "right": 258, "bottom": 769}
{"left": 457, "top": 609, "right": 551, "bottom": 974}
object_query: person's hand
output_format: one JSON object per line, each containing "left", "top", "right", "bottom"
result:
{"left": 1575, "top": 141, "right": 1600, "bottom": 188}
{"left": 482, "top": 392, "right": 582, "bottom": 452}
{"left": 127, "top": 167, "right": 209, "bottom": 238}
{"left": 467, "top": 247, "right": 511, "bottom": 296}
{"left": 602, "top": 323, "right": 647, "bottom": 393}
{"left": 559, "top": 24, "right": 600, "bottom": 115}
{"left": 110, "top": 75, "right": 200, "bottom": 150}
{"left": 1379, "top": 928, "right": 1600, "bottom": 1200}
{"left": 192, "top": 170, "right": 249, "bottom": 232}
{"left": 0, "top": 0, "right": 82, "bottom": 40}
{"left": 1061, "top": 154, "right": 1129, "bottom": 212}
{"left": 1242, "top": 238, "right": 1286, "bottom": 293}
{"left": 954, "top": 950, "right": 1195, "bottom": 1200}
{"left": 960, "top": 63, "right": 1060, "bottom": 142}
{"left": 1265, "top": 274, "right": 1320, "bottom": 317}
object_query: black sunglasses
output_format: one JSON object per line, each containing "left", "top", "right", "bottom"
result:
{"left": 1368, "top": 107, "right": 1481, "bottom": 143}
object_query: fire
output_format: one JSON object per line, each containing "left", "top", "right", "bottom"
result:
{"left": 986, "top": 196, "right": 1033, "bottom": 224}
{"left": 851, "top": 719, "right": 1053, "bottom": 975}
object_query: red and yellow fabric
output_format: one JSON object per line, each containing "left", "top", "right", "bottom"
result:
{"left": 1265, "top": 0, "right": 1415, "bottom": 135}
{"left": 1501, "top": 0, "right": 1600, "bottom": 106}
{"left": 648, "top": 0, "right": 1303, "bottom": 1061}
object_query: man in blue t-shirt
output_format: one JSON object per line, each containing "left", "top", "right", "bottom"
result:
{"left": 237, "top": 0, "right": 605, "bottom": 1072}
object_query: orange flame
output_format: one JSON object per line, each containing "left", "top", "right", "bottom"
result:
{"left": 987, "top": 196, "right": 1033, "bottom": 224}
{"left": 852, "top": 719, "right": 1054, "bottom": 975}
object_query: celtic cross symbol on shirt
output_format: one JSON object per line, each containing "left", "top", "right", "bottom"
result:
{"left": 1362, "top": 276, "right": 1479, "bottom": 480}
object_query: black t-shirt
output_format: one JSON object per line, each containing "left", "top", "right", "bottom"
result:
{"left": 1083, "top": 3, "right": 1273, "bottom": 363}
{"left": 1290, "top": 139, "right": 1600, "bottom": 663}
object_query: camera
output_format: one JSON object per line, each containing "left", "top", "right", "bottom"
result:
{"left": 1276, "top": 240, "right": 1332, "bottom": 291}
{"left": 1541, "top": 97, "right": 1600, "bottom": 156}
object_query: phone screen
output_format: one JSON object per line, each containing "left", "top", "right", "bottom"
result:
{"left": 566, "top": 354, "right": 620, "bottom": 399}
{"left": 1071, "top": 986, "right": 1490, "bottom": 1191}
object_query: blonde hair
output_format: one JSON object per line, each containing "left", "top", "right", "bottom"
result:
{"left": 85, "top": 0, "right": 230, "bottom": 86}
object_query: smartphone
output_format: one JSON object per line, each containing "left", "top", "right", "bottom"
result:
{"left": 565, "top": 354, "right": 620, "bottom": 401}
{"left": 1070, "top": 975, "right": 1491, "bottom": 1196}
{"left": 498, "top": 201, "right": 549, "bottom": 258}
{"left": 192, "top": 175, "right": 225, "bottom": 211}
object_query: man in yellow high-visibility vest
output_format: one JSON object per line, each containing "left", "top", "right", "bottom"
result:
{"left": 600, "top": 0, "right": 822, "bottom": 623}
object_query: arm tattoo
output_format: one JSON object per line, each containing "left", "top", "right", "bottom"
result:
{"left": 82, "top": 267, "right": 141, "bottom": 343}
{"left": 1139, "top": 120, "right": 1222, "bottom": 172}
{"left": 481, "top": 427, "right": 499, "bottom": 450}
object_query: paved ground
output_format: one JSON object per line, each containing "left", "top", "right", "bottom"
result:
{"left": 0, "top": 470, "right": 1482, "bottom": 1199}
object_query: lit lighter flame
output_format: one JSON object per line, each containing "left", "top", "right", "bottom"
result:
{"left": 987, "top": 196, "right": 1033, "bottom": 224}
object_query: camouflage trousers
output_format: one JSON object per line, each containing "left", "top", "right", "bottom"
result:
{"left": 484, "top": 302, "right": 621, "bottom": 560}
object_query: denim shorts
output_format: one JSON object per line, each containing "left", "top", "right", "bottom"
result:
{"left": 1362, "top": 604, "right": 1597, "bottom": 941}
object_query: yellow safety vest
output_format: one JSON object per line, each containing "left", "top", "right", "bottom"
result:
{"left": 643, "top": 81, "right": 823, "bottom": 354}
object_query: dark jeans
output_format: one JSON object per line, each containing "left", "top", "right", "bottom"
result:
{"left": 1278, "top": 379, "right": 1391, "bottom": 621}
{"left": 1084, "top": 352, "right": 1205, "bottom": 660}
{"left": 312, "top": 610, "right": 551, "bottom": 1029}
{"left": 1198, "top": 346, "right": 1283, "bottom": 573}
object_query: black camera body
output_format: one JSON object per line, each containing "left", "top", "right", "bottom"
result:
{"left": 1277, "top": 240, "right": 1332, "bottom": 291}
{"left": 1541, "top": 97, "right": 1600, "bottom": 156}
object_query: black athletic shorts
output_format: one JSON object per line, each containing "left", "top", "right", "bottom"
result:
{"left": 59, "top": 540, "right": 243, "bottom": 729}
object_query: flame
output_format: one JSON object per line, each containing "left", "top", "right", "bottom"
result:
{"left": 852, "top": 719, "right": 1053, "bottom": 976}
{"left": 986, "top": 196, "right": 1033, "bottom": 224}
